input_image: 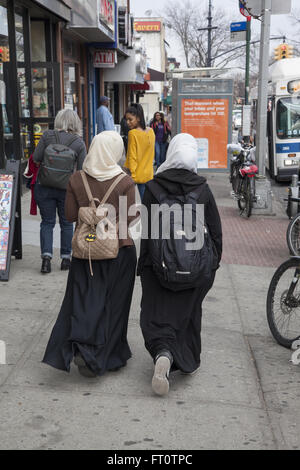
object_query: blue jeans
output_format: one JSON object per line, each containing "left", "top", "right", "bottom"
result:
{"left": 155, "top": 141, "right": 167, "bottom": 168}
{"left": 34, "top": 183, "right": 73, "bottom": 259}
{"left": 137, "top": 184, "right": 146, "bottom": 201}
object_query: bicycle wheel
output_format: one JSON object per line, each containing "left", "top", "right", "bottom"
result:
{"left": 287, "top": 213, "right": 300, "bottom": 256}
{"left": 266, "top": 258, "right": 300, "bottom": 348}
{"left": 238, "top": 178, "right": 253, "bottom": 218}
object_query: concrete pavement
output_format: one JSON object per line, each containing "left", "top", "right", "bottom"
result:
{"left": 0, "top": 173, "right": 299, "bottom": 450}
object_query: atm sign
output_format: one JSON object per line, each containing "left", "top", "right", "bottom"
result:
{"left": 134, "top": 21, "right": 161, "bottom": 32}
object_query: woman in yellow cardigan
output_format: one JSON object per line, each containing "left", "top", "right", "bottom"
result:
{"left": 124, "top": 104, "right": 155, "bottom": 200}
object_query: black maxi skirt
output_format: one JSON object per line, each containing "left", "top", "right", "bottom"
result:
{"left": 140, "top": 267, "right": 215, "bottom": 374}
{"left": 43, "top": 246, "right": 137, "bottom": 376}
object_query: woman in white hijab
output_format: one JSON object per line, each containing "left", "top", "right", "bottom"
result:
{"left": 138, "top": 133, "right": 223, "bottom": 396}
{"left": 43, "top": 131, "right": 138, "bottom": 379}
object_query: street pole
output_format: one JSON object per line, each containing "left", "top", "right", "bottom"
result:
{"left": 207, "top": 0, "right": 212, "bottom": 67}
{"left": 245, "top": 16, "right": 251, "bottom": 106}
{"left": 198, "top": 0, "right": 217, "bottom": 68}
{"left": 256, "top": 0, "right": 271, "bottom": 177}
{"left": 252, "top": 0, "right": 273, "bottom": 215}
{"left": 243, "top": 15, "right": 252, "bottom": 144}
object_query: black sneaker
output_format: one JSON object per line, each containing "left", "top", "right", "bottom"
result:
{"left": 61, "top": 258, "right": 71, "bottom": 271}
{"left": 41, "top": 256, "right": 51, "bottom": 274}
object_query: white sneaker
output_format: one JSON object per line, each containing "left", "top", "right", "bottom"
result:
{"left": 152, "top": 356, "right": 171, "bottom": 396}
{"left": 181, "top": 366, "right": 200, "bottom": 376}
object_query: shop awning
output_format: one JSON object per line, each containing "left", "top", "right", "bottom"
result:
{"left": 32, "top": 0, "right": 71, "bottom": 21}
{"left": 145, "top": 68, "right": 165, "bottom": 82}
{"left": 103, "top": 50, "right": 145, "bottom": 85}
{"left": 130, "top": 82, "right": 150, "bottom": 91}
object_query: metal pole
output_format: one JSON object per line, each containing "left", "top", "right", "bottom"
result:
{"left": 256, "top": 0, "right": 272, "bottom": 177}
{"left": 245, "top": 17, "right": 251, "bottom": 106}
{"left": 207, "top": 0, "right": 212, "bottom": 67}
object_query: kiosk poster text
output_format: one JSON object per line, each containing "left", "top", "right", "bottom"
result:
{"left": 181, "top": 99, "right": 229, "bottom": 169}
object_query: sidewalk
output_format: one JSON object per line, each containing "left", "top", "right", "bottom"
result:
{"left": 0, "top": 173, "right": 299, "bottom": 450}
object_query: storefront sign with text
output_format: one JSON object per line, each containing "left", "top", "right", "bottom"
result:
{"left": 94, "top": 50, "right": 116, "bottom": 68}
{"left": 99, "top": 0, "right": 114, "bottom": 32}
{"left": 134, "top": 21, "right": 161, "bottom": 32}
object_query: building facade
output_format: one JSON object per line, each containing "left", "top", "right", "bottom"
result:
{"left": 0, "top": 0, "right": 145, "bottom": 168}
{"left": 133, "top": 17, "right": 167, "bottom": 124}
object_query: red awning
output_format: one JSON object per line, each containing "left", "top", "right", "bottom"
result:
{"left": 130, "top": 81, "right": 150, "bottom": 91}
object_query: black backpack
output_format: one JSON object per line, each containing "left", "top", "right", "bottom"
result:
{"left": 38, "top": 131, "right": 79, "bottom": 190}
{"left": 148, "top": 181, "right": 216, "bottom": 291}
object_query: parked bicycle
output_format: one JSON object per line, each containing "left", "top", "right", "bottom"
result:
{"left": 267, "top": 257, "right": 300, "bottom": 348}
{"left": 285, "top": 191, "right": 300, "bottom": 256}
{"left": 227, "top": 143, "right": 258, "bottom": 218}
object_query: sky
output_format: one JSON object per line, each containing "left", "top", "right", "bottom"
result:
{"left": 130, "top": 0, "right": 299, "bottom": 67}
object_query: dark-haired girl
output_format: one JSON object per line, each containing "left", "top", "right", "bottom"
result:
{"left": 151, "top": 112, "right": 171, "bottom": 168}
{"left": 124, "top": 104, "right": 155, "bottom": 200}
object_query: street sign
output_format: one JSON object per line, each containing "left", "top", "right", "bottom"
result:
{"left": 231, "top": 31, "right": 247, "bottom": 42}
{"left": 239, "top": 0, "right": 291, "bottom": 16}
{"left": 231, "top": 22, "right": 247, "bottom": 32}
{"left": 231, "top": 21, "right": 247, "bottom": 42}
{"left": 242, "top": 105, "right": 252, "bottom": 136}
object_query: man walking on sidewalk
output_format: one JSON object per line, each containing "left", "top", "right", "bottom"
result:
{"left": 96, "top": 96, "right": 115, "bottom": 134}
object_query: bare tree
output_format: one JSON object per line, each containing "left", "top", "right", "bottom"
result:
{"left": 163, "top": 0, "right": 246, "bottom": 70}
{"left": 163, "top": 0, "right": 195, "bottom": 68}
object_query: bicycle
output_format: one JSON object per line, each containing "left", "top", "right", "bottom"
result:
{"left": 227, "top": 143, "right": 258, "bottom": 218}
{"left": 266, "top": 257, "right": 300, "bottom": 348}
{"left": 285, "top": 193, "right": 300, "bottom": 256}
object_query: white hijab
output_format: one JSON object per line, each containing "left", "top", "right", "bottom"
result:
{"left": 82, "top": 131, "right": 125, "bottom": 182}
{"left": 156, "top": 133, "right": 198, "bottom": 175}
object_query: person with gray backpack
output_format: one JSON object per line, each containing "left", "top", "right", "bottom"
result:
{"left": 33, "top": 109, "right": 87, "bottom": 274}
{"left": 138, "top": 133, "right": 222, "bottom": 396}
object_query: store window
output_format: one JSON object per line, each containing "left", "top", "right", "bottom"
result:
{"left": 64, "top": 63, "right": 78, "bottom": 112}
{"left": 30, "top": 21, "right": 46, "bottom": 62}
{"left": 32, "top": 68, "right": 50, "bottom": 118}
{"left": 0, "top": 1, "right": 14, "bottom": 159}
{"left": 15, "top": 12, "right": 24, "bottom": 61}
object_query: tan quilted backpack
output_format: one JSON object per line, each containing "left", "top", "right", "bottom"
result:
{"left": 72, "top": 170, "right": 126, "bottom": 275}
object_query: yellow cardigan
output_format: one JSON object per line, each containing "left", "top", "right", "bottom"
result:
{"left": 125, "top": 128, "right": 155, "bottom": 184}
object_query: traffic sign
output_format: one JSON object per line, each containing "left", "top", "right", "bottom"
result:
{"left": 230, "top": 21, "right": 247, "bottom": 32}
{"left": 231, "top": 31, "right": 247, "bottom": 42}
{"left": 239, "top": 0, "right": 291, "bottom": 17}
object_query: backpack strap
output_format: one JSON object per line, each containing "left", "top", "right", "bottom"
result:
{"left": 54, "top": 130, "right": 60, "bottom": 144}
{"left": 80, "top": 171, "right": 98, "bottom": 209}
{"left": 53, "top": 130, "right": 79, "bottom": 148}
{"left": 80, "top": 171, "right": 126, "bottom": 208}
{"left": 100, "top": 173, "right": 127, "bottom": 205}
{"left": 66, "top": 133, "right": 80, "bottom": 147}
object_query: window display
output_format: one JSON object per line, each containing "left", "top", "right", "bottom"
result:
{"left": 64, "top": 63, "right": 78, "bottom": 112}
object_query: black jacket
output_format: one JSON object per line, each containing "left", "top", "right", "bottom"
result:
{"left": 137, "top": 169, "right": 223, "bottom": 275}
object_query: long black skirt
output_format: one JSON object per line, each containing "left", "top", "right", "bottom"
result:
{"left": 140, "top": 267, "right": 215, "bottom": 374}
{"left": 43, "top": 246, "right": 137, "bottom": 376}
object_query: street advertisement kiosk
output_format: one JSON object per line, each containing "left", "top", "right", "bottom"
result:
{"left": 172, "top": 78, "right": 233, "bottom": 171}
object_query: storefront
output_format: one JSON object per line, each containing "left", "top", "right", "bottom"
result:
{"left": 61, "top": 33, "right": 89, "bottom": 144}
{"left": 0, "top": 0, "right": 71, "bottom": 167}
{"left": 66, "top": 0, "right": 117, "bottom": 141}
